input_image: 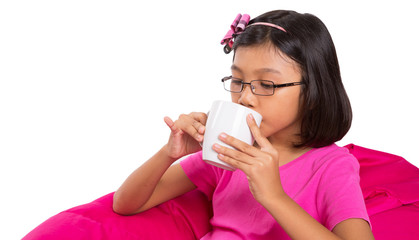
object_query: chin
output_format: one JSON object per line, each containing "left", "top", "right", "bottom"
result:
{"left": 258, "top": 126, "right": 270, "bottom": 138}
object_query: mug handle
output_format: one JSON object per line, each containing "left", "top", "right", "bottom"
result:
{"left": 199, "top": 111, "right": 210, "bottom": 147}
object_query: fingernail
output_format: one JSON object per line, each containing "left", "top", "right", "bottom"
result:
{"left": 213, "top": 143, "right": 221, "bottom": 150}
{"left": 199, "top": 126, "right": 205, "bottom": 134}
{"left": 247, "top": 114, "right": 254, "bottom": 120}
{"left": 219, "top": 133, "right": 227, "bottom": 139}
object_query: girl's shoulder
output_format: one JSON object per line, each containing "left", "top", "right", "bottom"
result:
{"left": 311, "top": 144, "right": 353, "bottom": 158}
{"left": 310, "top": 144, "right": 360, "bottom": 173}
{"left": 291, "top": 144, "right": 359, "bottom": 174}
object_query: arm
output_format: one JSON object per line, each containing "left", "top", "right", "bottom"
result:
{"left": 213, "top": 114, "right": 374, "bottom": 240}
{"left": 112, "top": 147, "right": 196, "bottom": 215}
{"left": 263, "top": 193, "right": 374, "bottom": 240}
{"left": 113, "top": 112, "right": 207, "bottom": 215}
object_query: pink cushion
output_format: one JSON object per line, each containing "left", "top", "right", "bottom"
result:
{"left": 23, "top": 190, "right": 212, "bottom": 240}
{"left": 345, "top": 144, "right": 419, "bottom": 239}
{"left": 23, "top": 144, "right": 419, "bottom": 239}
{"left": 369, "top": 203, "right": 419, "bottom": 240}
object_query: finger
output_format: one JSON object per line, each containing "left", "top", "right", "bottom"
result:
{"left": 176, "top": 114, "right": 204, "bottom": 142}
{"left": 163, "top": 116, "right": 175, "bottom": 130}
{"left": 246, "top": 114, "right": 271, "bottom": 148}
{"left": 217, "top": 152, "right": 250, "bottom": 172}
{"left": 213, "top": 143, "right": 253, "bottom": 165}
{"left": 218, "top": 133, "right": 259, "bottom": 158}
{"left": 164, "top": 116, "right": 180, "bottom": 134}
{"left": 192, "top": 120, "right": 205, "bottom": 135}
{"left": 190, "top": 112, "right": 208, "bottom": 125}
{"left": 190, "top": 112, "right": 207, "bottom": 134}
{"left": 164, "top": 116, "right": 174, "bottom": 128}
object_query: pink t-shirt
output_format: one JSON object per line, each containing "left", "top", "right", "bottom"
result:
{"left": 180, "top": 144, "right": 370, "bottom": 239}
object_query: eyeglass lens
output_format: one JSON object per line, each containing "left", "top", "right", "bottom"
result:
{"left": 224, "top": 79, "right": 274, "bottom": 95}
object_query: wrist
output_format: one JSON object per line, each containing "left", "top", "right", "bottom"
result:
{"left": 160, "top": 144, "right": 179, "bottom": 163}
{"left": 260, "top": 189, "right": 289, "bottom": 209}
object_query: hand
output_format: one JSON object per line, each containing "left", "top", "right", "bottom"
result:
{"left": 163, "top": 112, "right": 207, "bottom": 160}
{"left": 212, "top": 114, "right": 285, "bottom": 205}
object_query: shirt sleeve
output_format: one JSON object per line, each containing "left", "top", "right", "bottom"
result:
{"left": 317, "top": 154, "right": 371, "bottom": 231}
{"left": 180, "top": 151, "right": 222, "bottom": 200}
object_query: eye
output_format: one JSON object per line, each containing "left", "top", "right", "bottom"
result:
{"left": 231, "top": 79, "right": 242, "bottom": 85}
{"left": 259, "top": 81, "right": 274, "bottom": 89}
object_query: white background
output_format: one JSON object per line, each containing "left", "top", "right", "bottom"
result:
{"left": 1, "top": 0, "right": 418, "bottom": 239}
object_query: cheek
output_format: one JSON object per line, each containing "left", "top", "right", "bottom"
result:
{"left": 258, "top": 121, "right": 270, "bottom": 137}
{"left": 258, "top": 91, "right": 302, "bottom": 134}
{"left": 231, "top": 94, "right": 240, "bottom": 103}
{"left": 231, "top": 95, "right": 236, "bottom": 102}
{"left": 259, "top": 108, "right": 287, "bottom": 133}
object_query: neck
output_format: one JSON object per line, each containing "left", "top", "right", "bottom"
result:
{"left": 266, "top": 130, "right": 311, "bottom": 167}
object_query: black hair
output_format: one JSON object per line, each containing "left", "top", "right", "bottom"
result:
{"left": 232, "top": 10, "right": 352, "bottom": 148}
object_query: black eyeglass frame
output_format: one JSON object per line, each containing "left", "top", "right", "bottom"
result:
{"left": 221, "top": 76, "right": 304, "bottom": 96}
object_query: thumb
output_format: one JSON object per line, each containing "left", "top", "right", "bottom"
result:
{"left": 164, "top": 116, "right": 181, "bottom": 134}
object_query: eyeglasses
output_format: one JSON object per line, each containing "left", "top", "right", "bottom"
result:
{"left": 221, "top": 76, "right": 304, "bottom": 96}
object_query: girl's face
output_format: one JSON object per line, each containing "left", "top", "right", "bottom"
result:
{"left": 231, "top": 44, "right": 303, "bottom": 145}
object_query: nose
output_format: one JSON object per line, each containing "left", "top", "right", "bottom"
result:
{"left": 238, "top": 83, "right": 256, "bottom": 108}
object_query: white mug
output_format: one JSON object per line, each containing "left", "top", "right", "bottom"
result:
{"left": 202, "top": 100, "right": 262, "bottom": 171}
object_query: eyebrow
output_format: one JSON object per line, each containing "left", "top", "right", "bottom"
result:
{"left": 231, "top": 64, "right": 282, "bottom": 75}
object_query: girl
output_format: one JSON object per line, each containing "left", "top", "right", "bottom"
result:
{"left": 113, "top": 10, "right": 374, "bottom": 239}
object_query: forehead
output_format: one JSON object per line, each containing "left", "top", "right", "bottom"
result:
{"left": 232, "top": 45, "right": 301, "bottom": 76}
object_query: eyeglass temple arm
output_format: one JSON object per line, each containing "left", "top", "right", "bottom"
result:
{"left": 273, "top": 82, "right": 304, "bottom": 88}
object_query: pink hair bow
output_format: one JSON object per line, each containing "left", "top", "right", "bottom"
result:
{"left": 221, "top": 13, "right": 250, "bottom": 53}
